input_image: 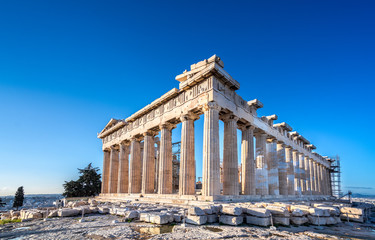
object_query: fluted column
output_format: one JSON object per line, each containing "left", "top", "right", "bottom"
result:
{"left": 285, "top": 146, "right": 295, "bottom": 195}
{"left": 101, "top": 150, "right": 110, "bottom": 194}
{"left": 222, "top": 114, "right": 239, "bottom": 195}
{"left": 313, "top": 161, "right": 318, "bottom": 195}
{"left": 129, "top": 138, "right": 141, "bottom": 193}
{"left": 304, "top": 155, "right": 311, "bottom": 195}
{"left": 255, "top": 132, "right": 268, "bottom": 195}
{"left": 241, "top": 125, "right": 255, "bottom": 195}
{"left": 108, "top": 146, "right": 119, "bottom": 193}
{"left": 299, "top": 153, "right": 306, "bottom": 194}
{"left": 323, "top": 166, "right": 328, "bottom": 195}
{"left": 267, "top": 139, "right": 279, "bottom": 195}
{"left": 158, "top": 123, "right": 173, "bottom": 194}
{"left": 117, "top": 142, "right": 130, "bottom": 193}
{"left": 316, "top": 163, "right": 322, "bottom": 194}
{"left": 179, "top": 114, "right": 196, "bottom": 195}
{"left": 142, "top": 131, "right": 156, "bottom": 194}
{"left": 202, "top": 102, "right": 221, "bottom": 196}
{"left": 293, "top": 150, "right": 301, "bottom": 195}
{"left": 309, "top": 158, "right": 315, "bottom": 194}
{"left": 277, "top": 142, "right": 288, "bottom": 195}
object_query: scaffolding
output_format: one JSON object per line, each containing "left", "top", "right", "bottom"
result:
{"left": 330, "top": 155, "right": 342, "bottom": 198}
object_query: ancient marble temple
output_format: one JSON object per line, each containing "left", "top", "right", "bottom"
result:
{"left": 98, "top": 55, "right": 332, "bottom": 201}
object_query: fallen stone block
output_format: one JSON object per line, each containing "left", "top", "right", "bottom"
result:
{"left": 221, "top": 206, "right": 242, "bottom": 216}
{"left": 291, "top": 209, "right": 305, "bottom": 217}
{"left": 307, "top": 215, "right": 328, "bottom": 225}
{"left": 98, "top": 206, "right": 109, "bottom": 214}
{"left": 246, "top": 215, "right": 271, "bottom": 227}
{"left": 266, "top": 206, "right": 290, "bottom": 217}
{"left": 340, "top": 213, "right": 364, "bottom": 223}
{"left": 290, "top": 216, "right": 308, "bottom": 225}
{"left": 316, "top": 206, "right": 340, "bottom": 216}
{"left": 202, "top": 207, "right": 213, "bottom": 215}
{"left": 211, "top": 205, "right": 222, "bottom": 214}
{"left": 326, "top": 216, "right": 338, "bottom": 225}
{"left": 340, "top": 207, "right": 364, "bottom": 216}
{"left": 150, "top": 213, "right": 173, "bottom": 225}
{"left": 125, "top": 210, "right": 139, "bottom": 219}
{"left": 174, "top": 214, "right": 182, "bottom": 223}
{"left": 246, "top": 207, "right": 271, "bottom": 218}
{"left": 186, "top": 215, "right": 207, "bottom": 225}
{"left": 219, "top": 215, "right": 243, "bottom": 226}
{"left": 58, "top": 208, "right": 80, "bottom": 217}
{"left": 72, "top": 201, "right": 88, "bottom": 208}
{"left": 309, "top": 207, "right": 330, "bottom": 217}
{"left": 139, "top": 213, "right": 151, "bottom": 222}
{"left": 188, "top": 207, "right": 205, "bottom": 216}
{"left": 48, "top": 210, "right": 58, "bottom": 218}
{"left": 206, "top": 214, "right": 218, "bottom": 223}
{"left": 273, "top": 216, "right": 290, "bottom": 226}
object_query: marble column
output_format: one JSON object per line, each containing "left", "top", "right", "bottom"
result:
{"left": 304, "top": 155, "right": 311, "bottom": 194}
{"left": 108, "top": 146, "right": 119, "bottom": 193}
{"left": 316, "top": 163, "right": 322, "bottom": 194}
{"left": 285, "top": 146, "right": 295, "bottom": 195}
{"left": 179, "top": 114, "right": 196, "bottom": 195}
{"left": 129, "top": 138, "right": 142, "bottom": 193}
{"left": 277, "top": 142, "right": 288, "bottom": 195}
{"left": 222, "top": 115, "right": 239, "bottom": 195}
{"left": 241, "top": 125, "right": 255, "bottom": 195}
{"left": 154, "top": 138, "right": 160, "bottom": 194}
{"left": 267, "top": 139, "right": 279, "bottom": 195}
{"left": 255, "top": 132, "right": 268, "bottom": 195}
{"left": 323, "top": 167, "right": 328, "bottom": 195}
{"left": 309, "top": 158, "right": 315, "bottom": 194}
{"left": 142, "top": 132, "right": 155, "bottom": 194}
{"left": 313, "top": 161, "right": 318, "bottom": 195}
{"left": 299, "top": 153, "right": 306, "bottom": 194}
{"left": 101, "top": 150, "right": 110, "bottom": 194}
{"left": 158, "top": 123, "right": 173, "bottom": 194}
{"left": 117, "top": 142, "right": 129, "bottom": 193}
{"left": 293, "top": 150, "right": 301, "bottom": 195}
{"left": 202, "top": 102, "right": 221, "bottom": 196}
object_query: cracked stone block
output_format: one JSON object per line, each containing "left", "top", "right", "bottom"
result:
{"left": 186, "top": 215, "right": 207, "bottom": 225}
{"left": 221, "top": 206, "right": 242, "bottom": 216}
{"left": 246, "top": 216, "right": 271, "bottom": 227}
{"left": 219, "top": 215, "right": 243, "bottom": 226}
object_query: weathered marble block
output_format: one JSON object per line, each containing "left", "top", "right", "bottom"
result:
{"left": 219, "top": 215, "right": 243, "bottom": 226}
{"left": 186, "top": 215, "right": 207, "bottom": 225}
{"left": 246, "top": 215, "right": 271, "bottom": 227}
{"left": 221, "top": 206, "right": 242, "bottom": 216}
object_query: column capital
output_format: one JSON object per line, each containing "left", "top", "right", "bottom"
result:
{"left": 238, "top": 123, "right": 255, "bottom": 131}
{"left": 221, "top": 113, "right": 239, "bottom": 123}
{"left": 180, "top": 112, "right": 200, "bottom": 122}
{"left": 267, "top": 137, "right": 277, "bottom": 143}
{"left": 202, "top": 101, "right": 221, "bottom": 112}
{"left": 110, "top": 144, "right": 119, "bottom": 150}
{"left": 143, "top": 129, "right": 158, "bottom": 137}
{"left": 120, "top": 140, "right": 130, "bottom": 146}
{"left": 159, "top": 122, "right": 176, "bottom": 131}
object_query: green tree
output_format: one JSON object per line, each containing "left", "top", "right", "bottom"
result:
{"left": 13, "top": 186, "right": 24, "bottom": 210}
{"left": 63, "top": 163, "right": 101, "bottom": 197}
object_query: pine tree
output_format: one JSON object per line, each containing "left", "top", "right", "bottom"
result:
{"left": 63, "top": 163, "right": 101, "bottom": 197}
{"left": 13, "top": 186, "right": 24, "bottom": 210}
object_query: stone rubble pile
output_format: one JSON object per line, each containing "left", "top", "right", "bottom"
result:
{"left": 1, "top": 199, "right": 374, "bottom": 228}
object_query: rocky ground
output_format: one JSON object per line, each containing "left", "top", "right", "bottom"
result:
{"left": 1, "top": 198, "right": 375, "bottom": 239}
{"left": 0, "top": 213, "right": 375, "bottom": 239}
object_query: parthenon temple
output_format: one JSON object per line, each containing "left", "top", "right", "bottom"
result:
{"left": 98, "top": 55, "right": 333, "bottom": 202}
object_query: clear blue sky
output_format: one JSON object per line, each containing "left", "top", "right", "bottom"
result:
{"left": 0, "top": 1, "right": 374, "bottom": 196}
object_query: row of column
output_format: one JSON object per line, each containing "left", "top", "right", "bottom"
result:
{"left": 101, "top": 101, "right": 331, "bottom": 197}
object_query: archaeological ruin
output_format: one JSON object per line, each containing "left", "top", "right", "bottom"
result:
{"left": 97, "top": 55, "right": 333, "bottom": 203}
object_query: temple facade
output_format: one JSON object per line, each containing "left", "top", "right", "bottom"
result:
{"left": 98, "top": 55, "right": 332, "bottom": 201}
